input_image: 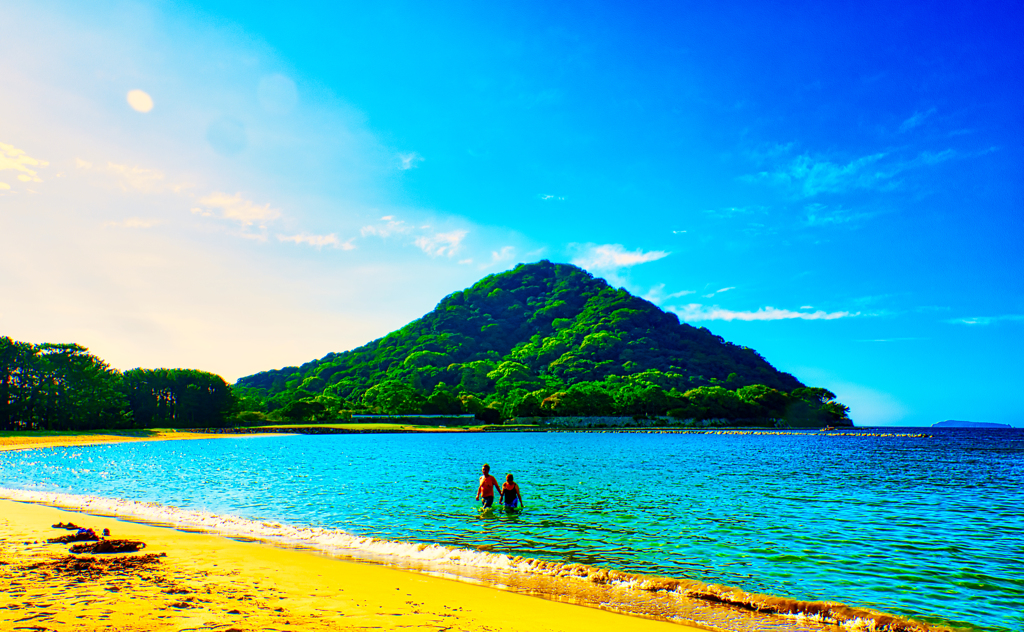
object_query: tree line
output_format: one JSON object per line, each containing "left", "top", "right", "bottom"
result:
{"left": 234, "top": 366, "right": 851, "bottom": 428}
{"left": 1, "top": 334, "right": 851, "bottom": 431}
{"left": 0, "top": 337, "right": 234, "bottom": 431}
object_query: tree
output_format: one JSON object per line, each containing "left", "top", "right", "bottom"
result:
{"left": 362, "top": 380, "right": 426, "bottom": 414}
{"left": 737, "top": 384, "right": 787, "bottom": 419}
{"left": 680, "top": 386, "right": 749, "bottom": 420}
{"left": 121, "top": 368, "right": 234, "bottom": 428}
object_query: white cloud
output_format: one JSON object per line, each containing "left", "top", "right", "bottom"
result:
{"left": 398, "top": 152, "right": 424, "bottom": 170}
{"left": 670, "top": 304, "right": 857, "bottom": 322}
{"left": 899, "top": 108, "right": 936, "bottom": 132}
{"left": 947, "top": 314, "right": 1024, "bottom": 326}
{"left": 195, "top": 192, "right": 282, "bottom": 227}
{"left": 276, "top": 233, "right": 352, "bottom": 249}
{"left": 701, "top": 286, "right": 736, "bottom": 298}
{"left": 0, "top": 142, "right": 48, "bottom": 184}
{"left": 803, "top": 202, "right": 885, "bottom": 227}
{"left": 571, "top": 243, "right": 669, "bottom": 271}
{"left": 489, "top": 246, "right": 515, "bottom": 264}
{"left": 760, "top": 152, "right": 891, "bottom": 197}
{"left": 643, "top": 284, "right": 695, "bottom": 305}
{"left": 539, "top": 194, "right": 565, "bottom": 201}
{"left": 76, "top": 158, "right": 190, "bottom": 194}
{"left": 702, "top": 205, "right": 766, "bottom": 219}
{"left": 361, "top": 217, "right": 411, "bottom": 238}
{"left": 748, "top": 146, "right": 964, "bottom": 198}
{"left": 415, "top": 230, "right": 467, "bottom": 257}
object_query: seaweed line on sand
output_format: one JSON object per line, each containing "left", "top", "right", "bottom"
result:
{"left": 509, "top": 558, "right": 950, "bottom": 632}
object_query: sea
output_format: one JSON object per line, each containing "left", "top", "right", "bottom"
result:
{"left": 1, "top": 427, "right": 1021, "bottom": 632}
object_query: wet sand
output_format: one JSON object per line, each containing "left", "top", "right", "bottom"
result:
{"left": 0, "top": 499, "right": 707, "bottom": 632}
{"left": 0, "top": 431, "right": 252, "bottom": 453}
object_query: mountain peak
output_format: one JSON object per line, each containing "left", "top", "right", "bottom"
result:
{"left": 236, "top": 261, "right": 821, "bottom": 423}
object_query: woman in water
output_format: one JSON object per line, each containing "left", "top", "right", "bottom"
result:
{"left": 500, "top": 473, "right": 524, "bottom": 512}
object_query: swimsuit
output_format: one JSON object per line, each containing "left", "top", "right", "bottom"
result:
{"left": 501, "top": 483, "right": 519, "bottom": 509}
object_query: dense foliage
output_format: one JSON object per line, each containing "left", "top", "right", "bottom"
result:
{"left": 0, "top": 337, "right": 235, "bottom": 430}
{"left": 236, "top": 261, "right": 852, "bottom": 427}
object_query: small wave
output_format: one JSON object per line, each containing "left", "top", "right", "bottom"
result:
{"left": 1, "top": 487, "right": 952, "bottom": 632}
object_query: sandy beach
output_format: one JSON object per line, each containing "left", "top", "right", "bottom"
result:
{"left": 0, "top": 498, "right": 707, "bottom": 632}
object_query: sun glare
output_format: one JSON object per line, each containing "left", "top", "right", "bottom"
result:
{"left": 126, "top": 89, "right": 154, "bottom": 113}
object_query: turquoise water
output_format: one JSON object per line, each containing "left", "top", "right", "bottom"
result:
{"left": 2, "top": 429, "right": 1022, "bottom": 631}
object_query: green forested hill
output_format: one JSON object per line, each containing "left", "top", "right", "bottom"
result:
{"left": 236, "top": 261, "right": 851, "bottom": 426}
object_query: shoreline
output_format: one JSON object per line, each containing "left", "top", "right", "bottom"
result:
{"left": 0, "top": 488, "right": 953, "bottom": 632}
{"left": 1, "top": 431, "right": 954, "bottom": 632}
{"left": 1, "top": 498, "right": 706, "bottom": 632}
{"left": 0, "top": 426, "right": 934, "bottom": 454}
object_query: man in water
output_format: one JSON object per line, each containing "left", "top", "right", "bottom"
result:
{"left": 475, "top": 463, "right": 500, "bottom": 508}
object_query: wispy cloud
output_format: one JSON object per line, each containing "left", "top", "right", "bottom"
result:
{"left": 192, "top": 192, "right": 282, "bottom": 227}
{"left": 277, "top": 233, "right": 353, "bottom": 249}
{"left": 899, "top": 108, "right": 936, "bottom": 132}
{"left": 415, "top": 230, "right": 467, "bottom": 257}
{"left": 752, "top": 152, "right": 892, "bottom": 197}
{"left": 571, "top": 243, "right": 669, "bottom": 271}
{"left": 803, "top": 203, "right": 886, "bottom": 227}
{"left": 1, "top": 141, "right": 48, "bottom": 186}
{"left": 701, "top": 286, "right": 735, "bottom": 298}
{"left": 746, "top": 145, "right": 961, "bottom": 198}
{"left": 671, "top": 304, "right": 858, "bottom": 322}
{"left": 75, "top": 158, "right": 193, "bottom": 194}
{"left": 946, "top": 314, "right": 1024, "bottom": 326}
{"left": 539, "top": 194, "right": 565, "bottom": 201}
{"left": 398, "top": 152, "right": 424, "bottom": 170}
{"left": 360, "top": 216, "right": 412, "bottom": 238}
{"left": 482, "top": 245, "right": 516, "bottom": 269}
{"left": 702, "top": 205, "right": 767, "bottom": 219}
{"left": 643, "top": 283, "right": 695, "bottom": 305}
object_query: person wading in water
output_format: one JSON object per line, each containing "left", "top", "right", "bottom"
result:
{"left": 500, "top": 473, "right": 524, "bottom": 512}
{"left": 475, "top": 463, "right": 500, "bottom": 508}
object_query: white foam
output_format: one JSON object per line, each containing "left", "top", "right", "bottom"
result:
{"left": 0, "top": 487, "right": 519, "bottom": 573}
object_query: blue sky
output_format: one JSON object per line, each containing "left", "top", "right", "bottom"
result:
{"left": 1, "top": 0, "right": 1021, "bottom": 426}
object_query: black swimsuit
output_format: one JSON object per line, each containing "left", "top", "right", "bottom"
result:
{"left": 501, "top": 484, "right": 519, "bottom": 508}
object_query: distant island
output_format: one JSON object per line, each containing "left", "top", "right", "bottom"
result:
{"left": 932, "top": 420, "right": 1013, "bottom": 429}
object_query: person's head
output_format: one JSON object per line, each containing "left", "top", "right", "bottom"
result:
{"left": 482, "top": 463, "right": 490, "bottom": 474}
{"left": 506, "top": 473, "right": 514, "bottom": 482}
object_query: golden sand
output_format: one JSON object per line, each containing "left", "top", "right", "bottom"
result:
{"left": 0, "top": 500, "right": 706, "bottom": 632}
